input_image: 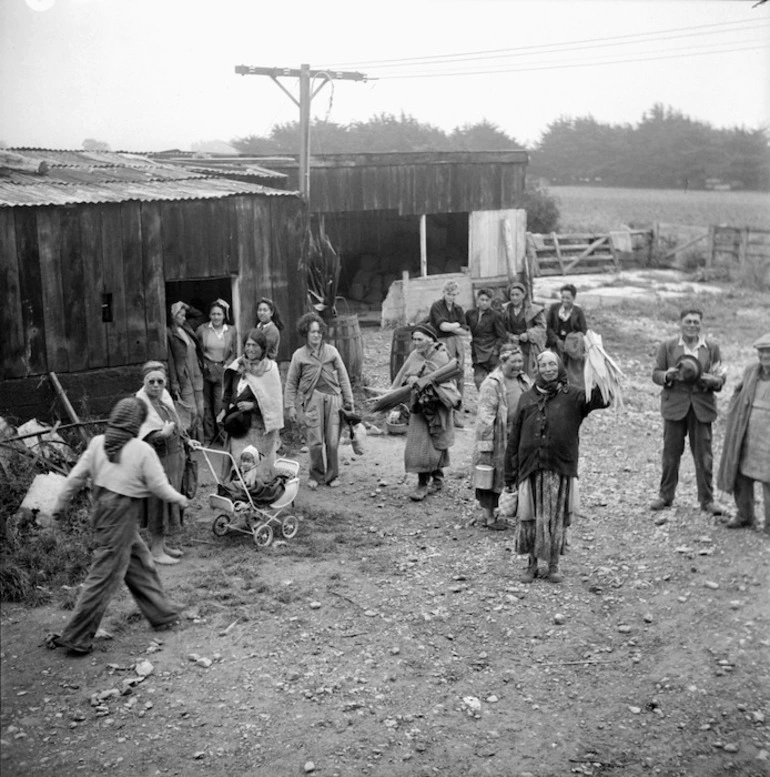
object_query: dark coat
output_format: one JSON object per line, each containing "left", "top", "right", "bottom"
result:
{"left": 428, "top": 299, "right": 466, "bottom": 339}
{"left": 501, "top": 301, "right": 547, "bottom": 378}
{"left": 166, "top": 324, "right": 205, "bottom": 397}
{"left": 465, "top": 308, "right": 506, "bottom": 365}
{"left": 546, "top": 303, "right": 587, "bottom": 348}
{"left": 717, "top": 363, "right": 763, "bottom": 493}
{"left": 222, "top": 368, "right": 255, "bottom": 411}
{"left": 652, "top": 337, "right": 725, "bottom": 423}
{"left": 504, "top": 384, "right": 608, "bottom": 486}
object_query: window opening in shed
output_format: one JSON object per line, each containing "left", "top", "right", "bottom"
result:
{"left": 101, "top": 293, "right": 113, "bottom": 323}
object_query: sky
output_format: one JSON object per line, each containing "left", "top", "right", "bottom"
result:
{"left": 1, "top": 0, "right": 768, "bottom": 152}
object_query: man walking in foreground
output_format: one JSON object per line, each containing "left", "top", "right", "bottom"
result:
{"left": 650, "top": 308, "right": 726, "bottom": 515}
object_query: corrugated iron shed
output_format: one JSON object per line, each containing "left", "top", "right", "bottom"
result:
{"left": 0, "top": 148, "right": 296, "bottom": 207}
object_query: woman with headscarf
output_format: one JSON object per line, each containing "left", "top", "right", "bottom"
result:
{"left": 46, "top": 397, "right": 188, "bottom": 655}
{"left": 502, "top": 281, "right": 547, "bottom": 379}
{"left": 135, "top": 361, "right": 187, "bottom": 565}
{"left": 428, "top": 279, "right": 468, "bottom": 427}
{"left": 472, "top": 344, "right": 532, "bottom": 528}
{"left": 284, "top": 313, "right": 354, "bottom": 489}
{"left": 717, "top": 332, "right": 770, "bottom": 532}
{"left": 504, "top": 351, "right": 608, "bottom": 583}
{"left": 391, "top": 323, "right": 461, "bottom": 502}
{"left": 222, "top": 328, "right": 284, "bottom": 478}
{"left": 167, "top": 301, "right": 205, "bottom": 441}
{"left": 195, "top": 299, "right": 238, "bottom": 445}
{"left": 255, "top": 297, "right": 284, "bottom": 361}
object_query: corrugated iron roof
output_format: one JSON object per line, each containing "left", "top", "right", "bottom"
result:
{"left": 182, "top": 163, "right": 287, "bottom": 180}
{"left": 0, "top": 149, "right": 297, "bottom": 207}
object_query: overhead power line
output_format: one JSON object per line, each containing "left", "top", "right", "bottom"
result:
{"left": 372, "top": 41, "right": 768, "bottom": 80}
{"left": 319, "top": 17, "right": 769, "bottom": 70}
{"left": 375, "top": 43, "right": 768, "bottom": 80}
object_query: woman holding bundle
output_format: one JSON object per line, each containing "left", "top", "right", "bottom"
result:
{"left": 504, "top": 351, "right": 608, "bottom": 583}
{"left": 222, "top": 329, "right": 284, "bottom": 476}
{"left": 391, "top": 323, "right": 461, "bottom": 502}
{"left": 428, "top": 279, "right": 467, "bottom": 427}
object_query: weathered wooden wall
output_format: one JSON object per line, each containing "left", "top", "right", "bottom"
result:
{"left": 469, "top": 209, "right": 527, "bottom": 280}
{"left": 0, "top": 193, "right": 305, "bottom": 417}
{"left": 265, "top": 152, "right": 528, "bottom": 216}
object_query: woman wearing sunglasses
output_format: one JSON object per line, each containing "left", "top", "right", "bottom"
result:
{"left": 135, "top": 361, "right": 187, "bottom": 565}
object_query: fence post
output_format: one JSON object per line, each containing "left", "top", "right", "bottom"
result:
{"left": 740, "top": 227, "right": 749, "bottom": 268}
{"left": 707, "top": 225, "right": 715, "bottom": 269}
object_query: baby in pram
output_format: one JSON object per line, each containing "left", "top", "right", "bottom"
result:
{"left": 218, "top": 445, "right": 288, "bottom": 509}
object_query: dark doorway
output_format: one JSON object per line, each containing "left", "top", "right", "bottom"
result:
{"left": 165, "top": 277, "right": 234, "bottom": 330}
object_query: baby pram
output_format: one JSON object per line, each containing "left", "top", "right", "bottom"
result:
{"left": 190, "top": 443, "right": 300, "bottom": 548}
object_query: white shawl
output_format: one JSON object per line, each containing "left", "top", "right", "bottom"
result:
{"left": 136, "top": 387, "right": 181, "bottom": 441}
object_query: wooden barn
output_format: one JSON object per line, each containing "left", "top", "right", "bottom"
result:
{"left": 246, "top": 151, "right": 529, "bottom": 305}
{"left": 159, "top": 150, "right": 530, "bottom": 317}
{"left": 0, "top": 149, "right": 305, "bottom": 420}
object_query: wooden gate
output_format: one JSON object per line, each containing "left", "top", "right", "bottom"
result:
{"left": 527, "top": 232, "right": 619, "bottom": 276}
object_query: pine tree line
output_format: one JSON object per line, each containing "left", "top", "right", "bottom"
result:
{"left": 232, "top": 104, "right": 769, "bottom": 191}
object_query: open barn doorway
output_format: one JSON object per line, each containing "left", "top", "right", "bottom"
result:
{"left": 164, "top": 277, "right": 236, "bottom": 331}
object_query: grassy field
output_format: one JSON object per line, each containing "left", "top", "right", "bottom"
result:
{"left": 549, "top": 186, "right": 770, "bottom": 233}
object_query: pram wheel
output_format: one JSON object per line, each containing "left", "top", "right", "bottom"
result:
{"left": 281, "top": 514, "right": 299, "bottom": 539}
{"left": 212, "top": 514, "right": 231, "bottom": 537}
{"left": 253, "top": 523, "right": 274, "bottom": 548}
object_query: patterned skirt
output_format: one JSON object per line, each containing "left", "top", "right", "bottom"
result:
{"left": 514, "top": 470, "right": 579, "bottom": 564}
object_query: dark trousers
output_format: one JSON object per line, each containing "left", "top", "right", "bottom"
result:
{"left": 58, "top": 489, "right": 178, "bottom": 652}
{"left": 475, "top": 488, "right": 499, "bottom": 510}
{"left": 418, "top": 470, "right": 444, "bottom": 486}
{"left": 734, "top": 473, "right": 770, "bottom": 527}
{"left": 659, "top": 408, "right": 713, "bottom": 506}
{"left": 473, "top": 360, "right": 497, "bottom": 391}
{"left": 202, "top": 364, "right": 224, "bottom": 444}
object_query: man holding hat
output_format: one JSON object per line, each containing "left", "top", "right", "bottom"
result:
{"left": 717, "top": 333, "right": 770, "bottom": 532}
{"left": 651, "top": 308, "right": 726, "bottom": 515}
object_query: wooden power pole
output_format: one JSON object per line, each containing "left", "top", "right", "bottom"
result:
{"left": 235, "top": 64, "right": 368, "bottom": 199}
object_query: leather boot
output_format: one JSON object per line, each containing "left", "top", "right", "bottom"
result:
{"left": 519, "top": 556, "right": 537, "bottom": 584}
{"left": 546, "top": 564, "right": 564, "bottom": 583}
{"left": 410, "top": 484, "right": 429, "bottom": 502}
{"left": 410, "top": 474, "right": 430, "bottom": 502}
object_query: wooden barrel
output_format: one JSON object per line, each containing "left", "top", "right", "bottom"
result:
{"left": 389, "top": 325, "right": 415, "bottom": 383}
{"left": 327, "top": 315, "right": 364, "bottom": 384}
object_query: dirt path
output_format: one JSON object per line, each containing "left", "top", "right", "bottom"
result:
{"left": 2, "top": 287, "right": 769, "bottom": 777}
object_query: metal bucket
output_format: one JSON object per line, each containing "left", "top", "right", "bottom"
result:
{"left": 473, "top": 464, "right": 495, "bottom": 490}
